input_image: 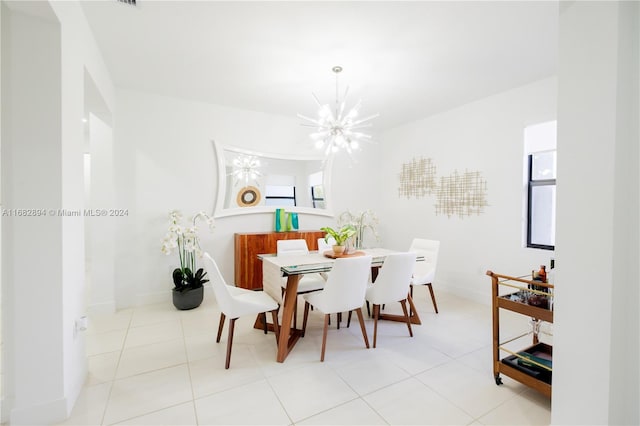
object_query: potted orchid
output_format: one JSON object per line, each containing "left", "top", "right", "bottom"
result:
{"left": 338, "top": 209, "right": 380, "bottom": 249}
{"left": 161, "top": 210, "right": 215, "bottom": 310}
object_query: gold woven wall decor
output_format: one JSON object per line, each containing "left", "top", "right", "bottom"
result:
{"left": 398, "top": 157, "right": 437, "bottom": 198}
{"left": 435, "top": 170, "right": 488, "bottom": 218}
{"left": 397, "top": 157, "right": 488, "bottom": 218}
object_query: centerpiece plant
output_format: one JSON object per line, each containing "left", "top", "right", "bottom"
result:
{"left": 161, "top": 210, "right": 215, "bottom": 307}
{"left": 320, "top": 224, "right": 357, "bottom": 254}
{"left": 337, "top": 209, "right": 380, "bottom": 249}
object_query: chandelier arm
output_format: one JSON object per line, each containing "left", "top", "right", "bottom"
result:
{"left": 350, "top": 113, "right": 380, "bottom": 126}
{"left": 297, "top": 114, "right": 323, "bottom": 125}
{"left": 312, "top": 93, "right": 323, "bottom": 108}
{"left": 346, "top": 123, "right": 375, "bottom": 130}
{"left": 349, "top": 132, "right": 373, "bottom": 139}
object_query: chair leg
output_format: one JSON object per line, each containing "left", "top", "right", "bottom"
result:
{"left": 355, "top": 308, "right": 370, "bottom": 348}
{"left": 409, "top": 285, "right": 414, "bottom": 317}
{"left": 225, "top": 318, "right": 236, "bottom": 369}
{"left": 320, "top": 314, "right": 330, "bottom": 362}
{"left": 399, "top": 299, "right": 413, "bottom": 337}
{"left": 347, "top": 311, "right": 352, "bottom": 328}
{"left": 216, "top": 313, "right": 226, "bottom": 343}
{"left": 337, "top": 312, "right": 341, "bottom": 329}
{"left": 271, "top": 309, "right": 280, "bottom": 343}
{"left": 373, "top": 304, "right": 380, "bottom": 348}
{"left": 366, "top": 301, "right": 370, "bottom": 317}
{"left": 262, "top": 312, "right": 268, "bottom": 334}
{"left": 302, "top": 301, "right": 310, "bottom": 337}
{"left": 427, "top": 283, "right": 439, "bottom": 313}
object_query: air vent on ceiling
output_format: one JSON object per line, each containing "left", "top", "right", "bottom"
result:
{"left": 116, "top": 0, "right": 137, "bottom": 6}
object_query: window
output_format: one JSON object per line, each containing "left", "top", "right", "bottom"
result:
{"left": 265, "top": 185, "right": 297, "bottom": 206}
{"left": 527, "top": 151, "right": 556, "bottom": 250}
{"left": 311, "top": 185, "right": 325, "bottom": 208}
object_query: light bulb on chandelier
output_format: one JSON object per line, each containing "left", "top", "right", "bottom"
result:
{"left": 298, "top": 66, "right": 378, "bottom": 158}
{"left": 230, "top": 154, "right": 262, "bottom": 186}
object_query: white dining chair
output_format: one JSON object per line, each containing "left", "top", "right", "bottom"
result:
{"left": 277, "top": 239, "right": 326, "bottom": 329}
{"left": 301, "top": 255, "right": 372, "bottom": 361}
{"left": 409, "top": 238, "right": 440, "bottom": 313}
{"left": 202, "top": 252, "right": 280, "bottom": 369}
{"left": 317, "top": 236, "right": 336, "bottom": 254}
{"left": 365, "top": 252, "right": 417, "bottom": 348}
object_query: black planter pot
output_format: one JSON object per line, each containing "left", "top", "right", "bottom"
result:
{"left": 172, "top": 286, "right": 204, "bottom": 310}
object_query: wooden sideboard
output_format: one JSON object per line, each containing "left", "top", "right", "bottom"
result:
{"left": 234, "top": 230, "right": 326, "bottom": 290}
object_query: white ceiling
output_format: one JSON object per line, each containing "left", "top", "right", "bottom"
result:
{"left": 80, "top": 1, "right": 558, "bottom": 131}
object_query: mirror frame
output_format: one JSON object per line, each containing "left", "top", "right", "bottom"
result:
{"left": 213, "top": 140, "right": 334, "bottom": 218}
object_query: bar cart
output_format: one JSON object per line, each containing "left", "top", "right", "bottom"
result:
{"left": 486, "top": 271, "right": 554, "bottom": 397}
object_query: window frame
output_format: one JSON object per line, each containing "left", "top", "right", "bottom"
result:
{"left": 526, "top": 153, "right": 556, "bottom": 250}
{"left": 264, "top": 185, "right": 297, "bottom": 206}
{"left": 311, "top": 185, "right": 325, "bottom": 209}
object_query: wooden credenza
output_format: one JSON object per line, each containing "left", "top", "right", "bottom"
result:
{"left": 234, "top": 230, "right": 326, "bottom": 290}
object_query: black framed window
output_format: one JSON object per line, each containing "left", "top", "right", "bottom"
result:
{"left": 311, "top": 185, "right": 325, "bottom": 208}
{"left": 527, "top": 151, "right": 556, "bottom": 250}
{"left": 265, "top": 185, "right": 297, "bottom": 206}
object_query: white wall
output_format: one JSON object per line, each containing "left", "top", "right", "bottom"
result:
{"left": 1, "top": 0, "right": 115, "bottom": 423}
{"left": 87, "top": 113, "right": 115, "bottom": 312}
{"left": 1, "top": 5, "right": 66, "bottom": 423}
{"left": 113, "top": 89, "right": 380, "bottom": 308}
{"left": 377, "top": 77, "right": 557, "bottom": 303}
{"left": 51, "top": 0, "right": 115, "bottom": 419}
{"left": 553, "top": 1, "right": 639, "bottom": 424}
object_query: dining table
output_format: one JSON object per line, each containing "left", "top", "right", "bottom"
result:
{"left": 255, "top": 248, "right": 423, "bottom": 363}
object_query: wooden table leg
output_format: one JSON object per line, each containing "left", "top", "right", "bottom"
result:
{"left": 276, "top": 274, "right": 302, "bottom": 363}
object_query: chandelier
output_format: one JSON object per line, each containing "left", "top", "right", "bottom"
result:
{"left": 298, "top": 66, "right": 378, "bottom": 157}
{"left": 230, "top": 154, "right": 262, "bottom": 186}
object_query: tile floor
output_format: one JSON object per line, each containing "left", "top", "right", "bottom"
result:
{"left": 59, "top": 287, "right": 552, "bottom": 425}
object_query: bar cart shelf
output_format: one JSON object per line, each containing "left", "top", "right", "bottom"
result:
{"left": 486, "top": 270, "right": 554, "bottom": 398}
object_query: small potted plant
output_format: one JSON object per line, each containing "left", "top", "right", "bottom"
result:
{"left": 320, "top": 224, "right": 356, "bottom": 255}
{"left": 161, "top": 210, "right": 215, "bottom": 310}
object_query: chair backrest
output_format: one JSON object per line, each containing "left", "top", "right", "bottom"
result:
{"left": 321, "top": 255, "right": 372, "bottom": 312}
{"left": 201, "top": 252, "right": 234, "bottom": 314}
{"left": 409, "top": 238, "right": 440, "bottom": 281}
{"left": 277, "top": 239, "right": 309, "bottom": 256}
{"left": 317, "top": 237, "right": 336, "bottom": 253}
{"left": 368, "top": 252, "right": 417, "bottom": 304}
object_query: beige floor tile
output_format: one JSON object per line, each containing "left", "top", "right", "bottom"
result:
{"left": 56, "top": 382, "right": 111, "bottom": 425}
{"left": 87, "top": 309, "right": 133, "bottom": 336}
{"left": 115, "top": 338, "right": 187, "bottom": 379}
{"left": 86, "top": 329, "right": 127, "bottom": 357}
{"left": 268, "top": 364, "right": 359, "bottom": 422}
{"left": 477, "top": 388, "right": 551, "bottom": 425}
{"left": 86, "top": 351, "right": 120, "bottom": 386}
{"left": 188, "top": 346, "right": 265, "bottom": 398}
{"left": 297, "top": 398, "right": 387, "bottom": 425}
{"left": 62, "top": 290, "right": 552, "bottom": 426}
{"left": 363, "top": 377, "right": 474, "bottom": 425}
{"left": 113, "top": 402, "right": 197, "bottom": 425}
{"left": 415, "top": 359, "right": 525, "bottom": 418}
{"left": 334, "top": 354, "right": 411, "bottom": 396}
{"left": 123, "top": 320, "right": 183, "bottom": 349}
{"left": 102, "top": 365, "right": 192, "bottom": 425}
{"left": 195, "top": 379, "right": 290, "bottom": 425}
{"left": 129, "top": 302, "right": 181, "bottom": 328}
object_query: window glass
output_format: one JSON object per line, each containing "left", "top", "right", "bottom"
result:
{"left": 530, "top": 185, "right": 556, "bottom": 247}
{"left": 531, "top": 151, "right": 556, "bottom": 180}
{"left": 266, "top": 185, "right": 294, "bottom": 197}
